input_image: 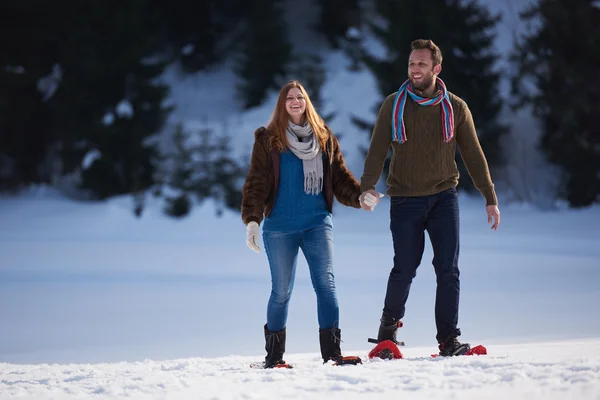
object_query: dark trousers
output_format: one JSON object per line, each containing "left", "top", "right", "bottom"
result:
{"left": 383, "top": 187, "right": 461, "bottom": 343}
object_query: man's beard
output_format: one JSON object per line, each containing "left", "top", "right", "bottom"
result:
{"left": 410, "top": 74, "right": 435, "bottom": 92}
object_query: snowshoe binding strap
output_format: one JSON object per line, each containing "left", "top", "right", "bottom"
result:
{"left": 333, "top": 356, "right": 362, "bottom": 366}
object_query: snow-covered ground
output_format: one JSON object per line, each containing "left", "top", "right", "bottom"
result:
{"left": 1, "top": 339, "right": 599, "bottom": 400}
{"left": 1, "top": 188, "right": 599, "bottom": 399}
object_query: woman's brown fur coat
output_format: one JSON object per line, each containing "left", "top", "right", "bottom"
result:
{"left": 241, "top": 126, "right": 361, "bottom": 225}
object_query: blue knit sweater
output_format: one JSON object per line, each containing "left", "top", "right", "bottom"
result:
{"left": 263, "top": 149, "right": 331, "bottom": 232}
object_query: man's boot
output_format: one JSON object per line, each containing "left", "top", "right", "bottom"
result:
{"left": 377, "top": 313, "right": 403, "bottom": 344}
{"left": 438, "top": 336, "right": 471, "bottom": 357}
{"left": 264, "top": 324, "right": 288, "bottom": 368}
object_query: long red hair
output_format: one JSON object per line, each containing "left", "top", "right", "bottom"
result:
{"left": 266, "top": 80, "right": 328, "bottom": 152}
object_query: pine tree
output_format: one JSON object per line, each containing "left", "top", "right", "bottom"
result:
{"left": 314, "top": 0, "right": 362, "bottom": 48}
{"left": 159, "top": 123, "right": 195, "bottom": 218}
{"left": 190, "top": 127, "right": 246, "bottom": 215}
{"left": 149, "top": 0, "right": 253, "bottom": 73}
{"left": 165, "top": 193, "right": 192, "bottom": 218}
{"left": 0, "top": 2, "right": 63, "bottom": 189}
{"left": 191, "top": 127, "right": 218, "bottom": 202}
{"left": 0, "top": 1, "right": 170, "bottom": 203}
{"left": 234, "top": 0, "right": 292, "bottom": 109}
{"left": 49, "top": 1, "right": 171, "bottom": 201}
{"left": 355, "top": 0, "right": 506, "bottom": 191}
{"left": 150, "top": 0, "right": 220, "bottom": 72}
{"left": 511, "top": 0, "right": 600, "bottom": 207}
{"left": 158, "top": 123, "right": 246, "bottom": 217}
{"left": 211, "top": 135, "right": 246, "bottom": 214}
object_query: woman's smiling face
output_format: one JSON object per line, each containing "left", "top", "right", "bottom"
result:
{"left": 285, "top": 87, "right": 306, "bottom": 123}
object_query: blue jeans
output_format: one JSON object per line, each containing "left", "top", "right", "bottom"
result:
{"left": 263, "top": 223, "right": 339, "bottom": 332}
{"left": 384, "top": 187, "right": 461, "bottom": 343}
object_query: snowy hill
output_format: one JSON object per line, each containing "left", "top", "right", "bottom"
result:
{"left": 159, "top": 47, "right": 380, "bottom": 180}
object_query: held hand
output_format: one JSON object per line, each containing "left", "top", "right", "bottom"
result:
{"left": 359, "top": 190, "right": 385, "bottom": 211}
{"left": 486, "top": 205, "right": 500, "bottom": 230}
{"left": 246, "top": 221, "right": 260, "bottom": 253}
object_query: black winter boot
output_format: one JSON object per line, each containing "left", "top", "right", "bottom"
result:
{"left": 264, "top": 324, "right": 287, "bottom": 368}
{"left": 319, "top": 328, "right": 362, "bottom": 365}
{"left": 438, "top": 336, "right": 471, "bottom": 357}
{"left": 377, "top": 314, "right": 403, "bottom": 344}
{"left": 319, "top": 328, "right": 343, "bottom": 362}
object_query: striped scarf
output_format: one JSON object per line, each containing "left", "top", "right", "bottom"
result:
{"left": 391, "top": 77, "right": 454, "bottom": 143}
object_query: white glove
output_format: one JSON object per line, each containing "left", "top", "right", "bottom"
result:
{"left": 246, "top": 221, "right": 260, "bottom": 253}
{"left": 360, "top": 191, "right": 385, "bottom": 211}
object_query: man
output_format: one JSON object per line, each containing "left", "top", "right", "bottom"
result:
{"left": 359, "top": 39, "right": 500, "bottom": 356}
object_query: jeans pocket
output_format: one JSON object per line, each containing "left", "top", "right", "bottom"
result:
{"left": 390, "top": 196, "right": 407, "bottom": 205}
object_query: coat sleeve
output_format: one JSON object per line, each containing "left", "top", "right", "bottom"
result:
{"left": 329, "top": 133, "right": 361, "bottom": 208}
{"left": 241, "top": 129, "right": 270, "bottom": 225}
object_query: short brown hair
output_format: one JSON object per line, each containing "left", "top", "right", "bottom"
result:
{"left": 411, "top": 39, "right": 443, "bottom": 65}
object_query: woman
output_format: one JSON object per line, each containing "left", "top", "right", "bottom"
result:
{"left": 241, "top": 80, "right": 362, "bottom": 368}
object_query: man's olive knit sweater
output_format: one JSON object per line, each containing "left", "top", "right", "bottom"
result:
{"left": 360, "top": 90, "right": 498, "bottom": 206}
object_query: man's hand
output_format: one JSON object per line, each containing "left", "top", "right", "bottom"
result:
{"left": 486, "top": 205, "right": 500, "bottom": 230}
{"left": 360, "top": 190, "right": 385, "bottom": 211}
{"left": 246, "top": 221, "right": 260, "bottom": 252}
